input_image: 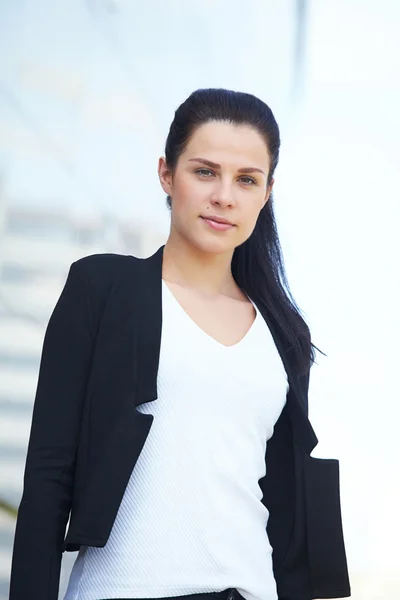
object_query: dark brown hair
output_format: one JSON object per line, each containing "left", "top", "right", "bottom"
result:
{"left": 164, "top": 88, "right": 325, "bottom": 376}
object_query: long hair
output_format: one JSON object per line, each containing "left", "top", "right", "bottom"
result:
{"left": 164, "top": 88, "right": 325, "bottom": 377}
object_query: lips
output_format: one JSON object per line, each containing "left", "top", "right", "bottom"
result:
{"left": 200, "top": 216, "right": 235, "bottom": 231}
{"left": 200, "top": 216, "right": 234, "bottom": 226}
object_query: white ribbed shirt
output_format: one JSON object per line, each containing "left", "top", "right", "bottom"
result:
{"left": 64, "top": 280, "right": 289, "bottom": 600}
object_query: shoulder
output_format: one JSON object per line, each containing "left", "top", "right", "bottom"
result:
{"left": 68, "top": 252, "right": 142, "bottom": 303}
{"left": 73, "top": 252, "right": 140, "bottom": 271}
{"left": 64, "top": 253, "right": 142, "bottom": 327}
{"left": 71, "top": 252, "right": 141, "bottom": 284}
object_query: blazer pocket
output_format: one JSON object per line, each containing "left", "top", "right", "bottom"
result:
{"left": 303, "top": 456, "right": 351, "bottom": 598}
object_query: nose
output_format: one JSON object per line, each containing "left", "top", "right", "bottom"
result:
{"left": 210, "top": 180, "right": 235, "bottom": 207}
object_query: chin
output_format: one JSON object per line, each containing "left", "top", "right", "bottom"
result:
{"left": 190, "top": 232, "right": 237, "bottom": 256}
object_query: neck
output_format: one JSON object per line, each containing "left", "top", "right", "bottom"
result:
{"left": 162, "top": 234, "right": 237, "bottom": 298}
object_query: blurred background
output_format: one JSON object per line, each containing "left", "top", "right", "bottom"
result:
{"left": 0, "top": 1, "right": 399, "bottom": 598}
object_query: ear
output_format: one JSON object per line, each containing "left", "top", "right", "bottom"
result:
{"left": 263, "top": 178, "right": 274, "bottom": 207}
{"left": 158, "top": 157, "right": 173, "bottom": 196}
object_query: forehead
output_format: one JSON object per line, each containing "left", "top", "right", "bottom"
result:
{"left": 182, "top": 121, "right": 270, "bottom": 168}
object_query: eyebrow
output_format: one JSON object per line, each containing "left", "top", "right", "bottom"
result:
{"left": 188, "top": 157, "right": 266, "bottom": 176}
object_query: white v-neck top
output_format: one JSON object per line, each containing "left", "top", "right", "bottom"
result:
{"left": 64, "top": 280, "right": 289, "bottom": 600}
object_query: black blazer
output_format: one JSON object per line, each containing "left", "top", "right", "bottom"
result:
{"left": 9, "top": 244, "right": 351, "bottom": 600}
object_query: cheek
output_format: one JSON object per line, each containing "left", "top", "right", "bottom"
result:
{"left": 171, "top": 180, "right": 199, "bottom": 221}
{"left": 244, "top": 194, "right": 264, "bottom": 215}
{"left": 242, "top": 198, "right": 264, "bottom": 228}
{"left": 174, "top": 176, "right": 204, "bottom": 206}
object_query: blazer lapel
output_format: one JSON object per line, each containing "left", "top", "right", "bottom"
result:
{"left": 134, "top": 244, "right": 318, "bottom": 455}
{"left": 134, "top": 245, "right": 164, "bottom": 406}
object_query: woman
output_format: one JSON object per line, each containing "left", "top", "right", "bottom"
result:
{"left": 9, "top": 88, "right": 351, "bottom": 600}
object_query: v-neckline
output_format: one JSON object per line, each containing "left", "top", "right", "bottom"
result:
{"left": 161, "top": 278, "right": 258, "bottom": 349}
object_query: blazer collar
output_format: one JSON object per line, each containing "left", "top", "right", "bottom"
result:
{"left": 134, "top": 244, "right": 318, "bottom": 455}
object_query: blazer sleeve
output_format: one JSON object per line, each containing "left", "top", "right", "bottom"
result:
{"left": 9, "top": 260, "right": 95, "bottom": 600}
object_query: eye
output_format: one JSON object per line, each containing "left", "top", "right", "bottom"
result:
{"left": 195, "top": 168, "right": 215, "bottom": 177}
{"left": 239, "top": 176, "right": 257, "bottom": 186}
{"left": 194, "top": 169, "right": 257, "bottom": 186}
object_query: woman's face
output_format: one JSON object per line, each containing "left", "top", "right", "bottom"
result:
{"left": 158, "top": 120, "right": 273, "bottom": 255}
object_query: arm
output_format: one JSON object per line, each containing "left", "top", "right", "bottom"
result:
{"left": 9, "top": 260, "right": 95, "bottom": 600}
